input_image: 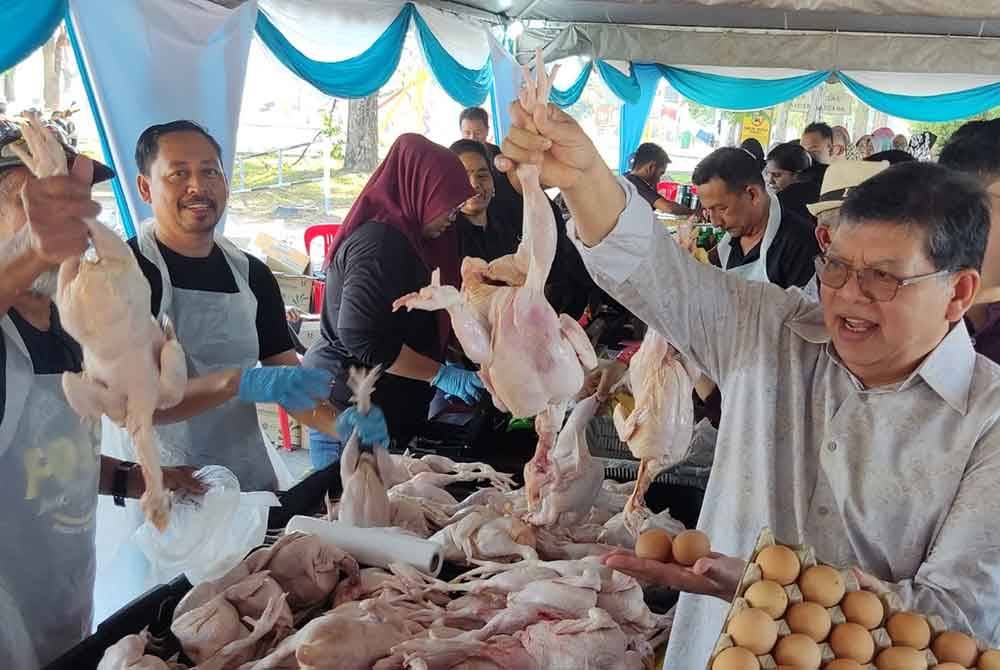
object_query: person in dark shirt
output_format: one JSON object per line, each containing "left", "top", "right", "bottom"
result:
{"left": 303, "top": 134, "right": 485, "bottom": 469}
{"left": 800, "top": 121, "right": 832, "bottom": 188}
{"left": 459, "top": 106, "right": 501, "bottom": 160}
{"left": 448, "top": 139, "right": 520, "bottom": 262}
{"left": 939, "top": 119, "right": 1000, "bottom": 364}
{"left": 766, "top": 142, "right": 820, "bottom": 223}
{"left": 129, "top": 121, "right": 332, "bottom": 492}
{"left": 866, "top": 149, "right": 914, "bottom": 165}
{"left": 695, "top": 147, "right": 819, "bottom": 289}
{"left": 623, "top": 142, "right": 691, "bottom": 216}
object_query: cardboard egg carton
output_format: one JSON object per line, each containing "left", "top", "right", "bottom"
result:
{"left": 706, "top": 528, "right": 996, "bottom": 670}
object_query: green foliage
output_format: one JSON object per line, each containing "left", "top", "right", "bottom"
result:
{"left": 910, "top": 107, "right": 1000, "bottom": 154}
{"left": 320, "top": 107, "right": 345, "bottom": 161}
{"left": 686, "top": 102, "right": 741, "bottom": 127}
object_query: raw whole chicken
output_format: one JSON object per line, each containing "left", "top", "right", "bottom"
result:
{"left": 171, "top": 593, "right": 289, "bottom": 670}
{"left": 392, "top": 53, "right": 596, "bottom": 422}
{"left": 613, "top": 327, "right": 695, "bottom": 536}
{"left": 10, "top": 114, "right": 187, "bottom": 531}
{"left": 338, "top": 367, "right": 395, "bottom": 528}
{"left": 242, "top": 598, "right": 427, "bottom": 670}
{"left": 386, "top": 452, "right": 516, "bottom": 491}
{"left": 431, "top": 509, "right": 537, "bottom": 563}
{"left": 176, "top": 532, "right": 359, "bottom": 618}
{"left": 97, "top": 630, "right": 172, "bottom": 670}
{"left": 523, "top": 394, "right": 604, "bottom": 526}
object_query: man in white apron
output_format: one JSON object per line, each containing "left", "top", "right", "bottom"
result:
{"left": 129, "top": 120, "right": 332, "bottom": 492}
{"left": 0, "top": 122, "right": 202, "bottom": 667}
{"left": 697, "top": 147, "right": 819, "bottom": 290}
{"left": 93, "top": 121, "right": 334, "bottom": 623}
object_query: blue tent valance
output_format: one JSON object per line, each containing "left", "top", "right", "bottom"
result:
{"left": 255, "top": 5, "right": 412, "bottom": 99}
{"left": 1, "top": 0, "right": 66, "bottom": 73}
{"left": 659, "top": 66, "right": 831, "bottom": 112}
{"left": 837, "top": 73, "right": 1000, "bottom": 123}
{"left": 257, "top": 2, "right": 492, "bottom": 107}
{"left": 550, "top": 61, "right": 592, "bottom": 108}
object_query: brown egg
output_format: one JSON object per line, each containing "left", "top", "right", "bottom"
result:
{"left": 774, "top": 633, "right": 822, "bottom": 669}
{"left": 979, "top": 649, "right": 1000, "bottom": 670}
{"left": 786, "top": 601, "right": 833, "bottom": 642}
{"left": 756, "top": 545, "right": 801, "bottom": 586}
{"left": 745, "top": 579, "right": 789, "bottom": 619}
{"left": 799, "top": 565, "right": 846, "bottom": 607}
{"left": 728, "top": 608, "right": 779, "bottom": 655}
{"left": 886, "top": 612, "right": 931, "bottom": 650}
{"left": 829, "top": 622, "right": 875, "bottom": 664}
{"left": 875, "top": 646, "right": 928, "bottom": 670}
{"left": 635, "top": 528, "right": 673, "bottom": 562}
{"left": 840, "top": 590, "right": 885, "bottom": 630}
{"left": 672, "top": 529, "right": 711, "bottom": 566}
{"left": 934, "top": 663, "right": 970, "bottom": 670}
{"left": 711, "top": 646, "right": 760, "bottom": 670}
{"left": 931, "top": 631, "right": 978, "bottom": 668}
{"left": 824, "top": 660, "right": 864, "bottom": 670}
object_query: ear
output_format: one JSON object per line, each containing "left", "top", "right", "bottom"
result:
{"left": 747, "top": 183, "right": 766, "bottom": 205}
{"left": 946, "top": 269, "right": 980, "bottom": 322}
{"left": 816, "top": 224, "right": 832, "bottom": 251}
{"left": 136, "top": 173, "right": 152, "bottom": 205}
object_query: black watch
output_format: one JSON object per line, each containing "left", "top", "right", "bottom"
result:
{"left": 112, "top": 461, "right": 137, "bottom": 507}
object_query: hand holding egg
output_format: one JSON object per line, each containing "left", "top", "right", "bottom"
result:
{"left": 603, "top": 529, "right": 745, "bottom": 601}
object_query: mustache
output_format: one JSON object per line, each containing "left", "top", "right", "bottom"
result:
{"left": 180, "top": 196, "right": 217, "bottom": 209}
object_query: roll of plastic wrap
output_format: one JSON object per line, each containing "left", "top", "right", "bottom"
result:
{"left": 285, "top": 516, "right": 443, "bottom": 577}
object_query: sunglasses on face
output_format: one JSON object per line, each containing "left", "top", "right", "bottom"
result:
{"left": 813, "top": 254, "right": 952, "bottom": 302}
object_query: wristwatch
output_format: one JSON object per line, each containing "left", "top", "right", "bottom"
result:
{"left": 112, "top": 461, "right": 138, "bottom": 507}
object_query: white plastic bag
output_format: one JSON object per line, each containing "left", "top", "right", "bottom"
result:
{"left": 132, "top": 466, "right": 280, "bottom": 585}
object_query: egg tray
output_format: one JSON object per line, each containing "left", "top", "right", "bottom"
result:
{"left": 707, "top": 528, "right": 994, "bottom": 670}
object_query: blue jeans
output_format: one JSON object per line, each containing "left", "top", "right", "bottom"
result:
{"left": 309, "top": 428, "right": 342, "bottom": 470}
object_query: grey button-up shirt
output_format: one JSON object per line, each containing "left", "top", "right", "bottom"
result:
{"left": 574, "top": 178, "right": 1000, "bottom": 666}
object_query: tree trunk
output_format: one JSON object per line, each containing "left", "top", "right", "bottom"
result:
{"left": 2, "top": 68, "right": 14, "bottom": 105}
{"left": 42, "top": 29, "right": 65, "bottom": 111}
{"left": 344, "top": 94, "right": 379, "bottom": 172}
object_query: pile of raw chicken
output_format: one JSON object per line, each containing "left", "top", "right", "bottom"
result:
{"left": 96, "top": 54, "right": 702, "bottom": 669}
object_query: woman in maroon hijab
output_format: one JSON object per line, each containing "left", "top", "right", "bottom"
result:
{"left": 303, "top": 134, "right": 485, "bottom": 469}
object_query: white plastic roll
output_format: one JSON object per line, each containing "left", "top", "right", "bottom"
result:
{"left": 285, "top": 516, "right": 444, "bottom": 577}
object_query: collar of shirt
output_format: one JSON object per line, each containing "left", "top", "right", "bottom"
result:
{"left": 785, "top": 305, "right": 976, "bottom": 414}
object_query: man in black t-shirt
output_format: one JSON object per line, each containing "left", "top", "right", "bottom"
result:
{"left": 623, "top": 142, "right": 691, "bottom": 216}
{"left": 129, "top": 121, "right": 332, "bottom": 492}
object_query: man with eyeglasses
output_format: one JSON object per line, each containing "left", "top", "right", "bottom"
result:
{"left": 497, "top": 102, "right": 1000, "bottom": 664}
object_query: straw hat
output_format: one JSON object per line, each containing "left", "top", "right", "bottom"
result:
{"left": 807, "top": 160, "right": 890, "bottom": 216}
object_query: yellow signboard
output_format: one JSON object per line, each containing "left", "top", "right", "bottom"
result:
{"left": 739, "top": 112, "right": 772, "bottom": 147}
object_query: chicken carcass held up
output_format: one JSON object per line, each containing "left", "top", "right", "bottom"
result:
{"left": 613, "top": 327, "right": 695, "bottom": 536}
{"left": 392, "top": 52, "right": 596, "bottom": 421}
{"left": 338, "top": 367, "right": 395, "bottom": 529}
{"left": 9, "top": 114, "right": 188, "bottom": 531}
{"left": 523, "top": 394, "right": 605, "bottom": 526}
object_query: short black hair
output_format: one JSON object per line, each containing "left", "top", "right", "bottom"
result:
{"left": 938, "top": 120, "right": 1000, "bottom": 182}
{"left": 839, "top": 162, "right": 990, "bottom": 272}
{"left": 449, "top": 139, "right": 490, "bottom": 164}
{"left": 135, "top": 120, "right": 223, "bottom": 176}
{"left": 740, "top": 138, "right": 764, "bottom": 163}
{"left": 692, "top": 147, "right": 765, "bottom": 191}
{"left": 630, "top": 142, "right": 670, "bottom": 171}
{"left": 803, "top": 122, "right": 834, "bottom": 142}
{"left": 459, "top": 107, "right": 489, "bottom": 127}
{"left": 766, "top": 142, "right": 812, "bottom": 173}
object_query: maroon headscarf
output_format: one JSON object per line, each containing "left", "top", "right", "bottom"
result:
{"left": 329, "top": 133, "right": 474, "bottom": 289}
{"left": 329, "top": 133, "right": 474, "bottom": 355}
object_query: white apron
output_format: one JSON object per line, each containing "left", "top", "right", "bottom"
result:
{"left": 94, "top": 221, "right": 277, "bottom": 625}
{"left": 715, "top": 193, "right": 782, "bottom": 283}
{"left": 0, "top": 315, "right": 101, "bottom": 667}
{"left": 137, "top": 220, "right": 277, "bottom": 490}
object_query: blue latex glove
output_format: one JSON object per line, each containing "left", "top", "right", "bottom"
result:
{"left": 430, "top": 362, "right": 485, "bottom": 405}
{"left": 335, "top": 406, "right": 389, "bottom": 446}
{"left": 237, "top": 367, "right": 333, "bottom": 411}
